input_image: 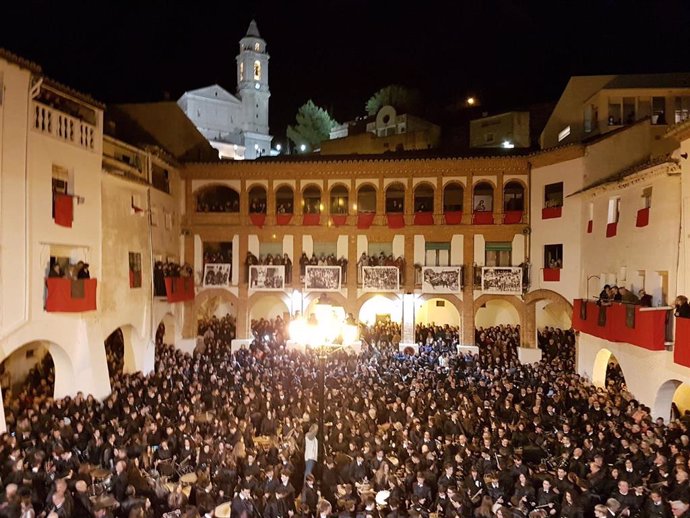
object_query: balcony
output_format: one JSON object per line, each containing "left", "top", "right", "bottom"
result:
{"left": 675, "top": 318, "right": 690, "bottom": 367}
{"left": 573, "top": 299, "right": 671, "bottom": 351}
{"left": 45, "top": 278, "right": 97, "bottom": 312}
{"left": 33, "top": 102, "right": 96, "bottom": 152}
{"left": 164, "top": 277, "right": 195, "bottom": 303}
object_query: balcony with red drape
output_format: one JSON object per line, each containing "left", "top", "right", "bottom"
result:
{"left": 357, "top": 212, "right": 375, "bottom": 229}
{"left": 444, "top": 211, "right": 463, "bottom": 225}
{"left": 276, "top": 214, "right": 293, "bottom": 225}
{"left": 302, "top": 214, "right": 321, "bottom": 226}
{"left": 165, "top": 277, "right": 195, "bottom": 303}
{"left": 473, "top": 211, "right": 494, "bottom": 225}
{"left": 386, "top": 213, "right": 405, "bottom": 229}
{"left": 413, "top": 212, "right": 434, "bottom": 225}
{"left": 45, "top": 278, "right": 97, "bottom": 312}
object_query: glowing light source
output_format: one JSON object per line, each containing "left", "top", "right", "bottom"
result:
{"left": 276, "top": 144, "right": 282, "bottom": 151}
{"left": 466, "top": 97, "right": 476, "bottom": 106}
{"left": 300, "top": 144, "right": 307, "bottom": 152}
{"left": 502, "top": 141, "right": 515, "bottom": 149}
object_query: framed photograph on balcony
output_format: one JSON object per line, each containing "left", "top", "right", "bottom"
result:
{"left": 481, "top": 266, "right": 522, "bottom": 295}
{"left": 422, "top": 266, "right": 462, "bottom": 294}
{"left": 249, "top": 265, "right": 285, "bottom": 291}
{"left": 203, "top": 263, "right": 231, "bottom": 287}
{"left": 305, "top": 265, "right": 341, "bottom": 292}
{"left": 362, "top": 266, "right": 400, "bottom": 292}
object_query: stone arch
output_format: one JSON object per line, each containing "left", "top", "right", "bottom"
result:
{"left": 329, "top": 183, "right": 349, "bottom": 215}
{"left": 416, "top": 294, "right": 463, "bottom": 327}
{"left": 248, "top": 293, "right": 291, "bottom": 322}
{"left": 248, "top": 185, "right": 267, "bottom": 213}
{"left": 103, "top": 323, "right": 140, "bottom": 376}
{"left": 473, "top": 294, "right": 524, "bottom": 342}
{"left": 357, "top": 183, "right": 377, "bottom": 213}
{"left": 275, "top": 184, "right": 294, "bottom": 214}
{"left": 413, "top": 182, "right": 435, "bottom": 213}
{"left": 653, "top": 379, "right": 683, "bottom": 421}
{"left": 302, "top": 184, "right": 322, "bottom": 214}
{"left": 194, "top": 184, "right": 240, "bottom": 213}
{"left": 357, "top": 293, "right": 402, "bottom": 325}
{"left": 443, "top": 182, "right": 464, "bottom": 212}
{"left": 385, "top": 182, "right": 406, "bottom": 213}
{"left": 302, "top": 291, "right": 349, "bottom": 316}
{"left": 591, "top": 348, "right": 628, "bottom": 390}
{"left": 503, "top": 180, "right": 525, "bottom": 212}
{"left": 524, "top": 289, "right": 573, "bottom": 345}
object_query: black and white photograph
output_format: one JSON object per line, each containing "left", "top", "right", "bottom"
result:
{"left": 305, "top": 265, "right": 341, "bottom": 292}
{"left": 249, "top": 265, "right": 285, "bottom": 291}
{"left": 362, "top": 266, "right": 400, "bottom": 292}
{"left": 421, "top": 266, "right": 462, "bottom": 294}
{"left": 481, "top": 266, "right": 523, "bottom": 294}
{"left": 203, "top": 263, "right": 231, "bottom": 287}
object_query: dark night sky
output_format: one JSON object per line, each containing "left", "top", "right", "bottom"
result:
{"left": 3, "top": 0, "right": 690, "bottom": 142}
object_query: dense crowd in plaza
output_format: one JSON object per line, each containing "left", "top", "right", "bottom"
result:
{"left": 4, "top": 312, "right": 690, "bottom": 518}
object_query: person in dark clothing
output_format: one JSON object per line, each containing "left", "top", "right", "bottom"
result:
{"left": 675, "top": 296, "right": 690, "bottom": 318}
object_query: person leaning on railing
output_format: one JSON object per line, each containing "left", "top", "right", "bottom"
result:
{"left": 675, "top": 295, "right": 690, "bottom": 318}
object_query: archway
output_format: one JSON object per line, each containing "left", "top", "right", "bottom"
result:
{"left": 474, "top": 297, "right": 521, "bottom": 328}
{"left": 473, "top": 181, "right": 494, "bottom": 212}
{"left": 329, "top": 184, "right": 349, "bottom": 215}
{"left": 248, "top": 185, "right": 267, "bottom": 213}
{"left": 302, "top": 185, "right": 322, "bottom": 214}
{"left": 104, "top": 325, "right": 139, "bottom": 376}
{"left": 524, "top": 290, "right": 573, "bottom": 350}
{"left": 157, "top": 313, "right": 176, "bottom": 346}
{"left": 653, "top": 379, "right": 687, "bottom": 422}
{"left": 414, "top": 183, "right": 434, "bottom": 213}
{"left": 443, "top": 182, "right": 463, "bottom": 212}
{"left": 195, "top": 184, "right": 239, "bottom": 213}
{"left": 385, "top": 183, "right": 405, "bottom": 213}
{"left": 592, "top": 349, "right": 627, "bottom": 390}
{"left": 358, "top": 295, "right": 402, "bottom": 325}
{"left": 276, "top": 185, "right": 294, "bottom": 214}
{"left": 416, "top": 297, "right": 461, "bottom": 326}
{"left": 503, "top": 181, "right": 525, "bottom": 212}
{"left": 357, "top": 184, "right": 377, "bottom": 213}
{"left": 249, "top": 293, "right": 290, "bottom": 322}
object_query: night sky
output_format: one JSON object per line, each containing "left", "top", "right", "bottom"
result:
{"left": 3, "top": 0, "right": 690, "bottom": 142}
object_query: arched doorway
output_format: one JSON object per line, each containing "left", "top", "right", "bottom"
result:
{"left": 249, "top": 294, "right": 290, "bottom": 322}
{"left": 276, "top": 185, "right": 294, "bottom": 214}
{"left": 474, "top": 299, "right": 520, "bottom": 328}
{"left": 503, "top": 181, "right": 525, "bottom": 212}
{"left": 248, "top": 185, "right": 267, "bottom": 213}
{"left": 358, "top": 295, "right": 402, "bottom": 325}
{"left": 592, "top": 349, "right": 627, "bottom": 390}
{"left": 416, "top": 297, "right": 461, "bottom": 326}
{"left": 157, "top": 313, "right": 176, "bottom": 347}
{"left": 195, "top": 184, "right": 240, "bottom": 213}
{"left": 303, "top": 185, "right": 322, "bottom": 214}
{"left": 443, "top": 182, "right": 464, "bottom": 212}
{"left": 414, "top": 183, "right": 434, "bottom": 213}
{"left": 104, "top": 328, "right": 124, "bottom": 377}
{"left": 357, "top": 184, "right": 377, "bottom": 213}
{"left": 329, "top": 184, "right": 349, "bottom": 215}
{"left": 385, "top": 183, "right": 405, "bottom": 213}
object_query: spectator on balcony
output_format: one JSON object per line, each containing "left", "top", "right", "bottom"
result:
{"left": 638, "top": 289, "right": 653, "bottom": 307}
{"left": 674, "top": 296, "right": 690, "bottom": 319}
{"left": 619, "top": 287, "right": 638, "bottom": 304}
{"left": 598, "top": 284, "right": 611, "bottom": 306}
{"left": 48, "top": 262, "right": 64, "bottom": 278}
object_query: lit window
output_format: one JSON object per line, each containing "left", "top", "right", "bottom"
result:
{"left": 544, "top": 244, "right": 563, "bottom": 269}
{"left": 558, "top": 126, "right": 571, "bottom": 142}
{"left": 254, "top": 42, "right": 260, "bottom": 52}
{"left": 607, "top": 198, "right": 620, "bottom": 224}
{"left": 254, "top": 60, "right": 261, "bottom": 80}
{"left": 240, "top": 62, "right": 244, "bottom": 81}
{"left": 544, "top": 182, "right": 563, "bottom": 208}
{"left": 642, "top": 187, "right": 652, "bottom": 209}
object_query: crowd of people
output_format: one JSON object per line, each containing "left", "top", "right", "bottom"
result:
{"left": 196, "top": 196, "right": 240, "bottom": 213}
{"left": 48, "top": 260, "right": 91, "bottom": 280}
{"left": 153, "top": 262, "right": 193, "bottom": 297}
{"left": 357, "top": 253, "right": 405, "bottom": 285}
{"left": 245, "top": 253, "right": 293, "bottom": 286}
{"left": 4, "top": 313, "right": 690, "bottom": 518}
{"left": 299, "top": 254, "right": 348, "bottom": 284}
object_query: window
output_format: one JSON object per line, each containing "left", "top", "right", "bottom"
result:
{"left": 52, "top": 164, "right": 72, "bottom": 224}
{"left": 675, "top": 97, "right": 690, "bottom": 123}
{"left": 425, "top": 242, "right": 450, "bottom": 266}
{"left": 652, "top": 97, "right": 666, "bottom": 125}
{"left": 503, "top": 181, "right": 524, "bottom": 212}
{"left": 607, "top": 198, "right": 620, "bottom": 224}
{"left": 240, "top": 62, "right": 244, "bottom": 81}
{"left": 642, "top": 187, "right": 652, "bottom": 209}
{"left": 254, "top": 42, "right": 260, "bottom": 52}
{"left": 253, "top": 60, "right": 261, "bottom": 80}
{"left": 608, "top": 98, "right": 622, "bottom": 125}
{"left": 129, "top": 252, "right": 142, "bottom": 288}
{"left": 544, "top": 244, "right": 563, "bottom": 269}
{"left": 623, "top": 97, "right": 636, "bottom": 124}
{"left": 558, "top": 126, "right": 571, "bottom": 142}
{"left": 544, "top": 182, "right": 563, "bottom": 208}
{"left": 485, "top": 242, "right": 512, "bottom": 267}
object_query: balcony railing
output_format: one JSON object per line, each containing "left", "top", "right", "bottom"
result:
{"left": 45, "top": 278, "right": 98, "bottom": 312}
{"left": 573, "top": 299, "right": 671, "bottom": 351}
{"left": 33, "top": 102, "right": 96, "bottom": 151}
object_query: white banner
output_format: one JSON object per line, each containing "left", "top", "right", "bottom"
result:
{"left": 362, "top": 266, "right": 400, "bottom": 292}
{"left": 481, "top": 266, "right": 522, "bottom": 295}
{"left": 249, "top": 265, "right": 285, "bottom": 291}
{"left": 203, "top": 263, "right": 231, "bottom": 287}
{"left": 421, "top": 266, "right": 462, "bottom": 294}
{"left": 305, "top": 265, "right": 341, "bottom": 292}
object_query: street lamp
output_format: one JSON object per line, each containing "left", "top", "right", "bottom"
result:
{"left": 289, "top": 299, "right": 358, "bottom": 485}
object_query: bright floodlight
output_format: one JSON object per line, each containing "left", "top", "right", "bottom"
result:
{"left": 466, "top": 97, "right": 476, "bottom": 106}
{"left": 291, "top": 301, "right": 358, "bottom": 349}
{"left": 300, "top": 144, "right": 306, "bottom": 152}
{"left": 502, "top": 141, "right": 515, "bottom": 149}
{"left": 276, "top": 144, "right": 282, "bottom": 151}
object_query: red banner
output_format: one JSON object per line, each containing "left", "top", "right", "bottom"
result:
{"left": 331, "top": 215, "right": 347, "bottom": 226}
{"left": 249, "top": 214, "right": 266, "bottom": 228}
{"left": 543, "top": 268, "right": 561, "bottom": 282}
{"left": 302, "top": 213, "right": 321, "bottom": 226}
{"left": 387, "top": 213, "right": 405, "bottom": 229}
{"left": 675, "top": 317, "right": 690, "bottom": 368}
{"left": 606, "top": 222, "right": 618, "bottom": 238}
{"left": 413, "top": 212, "right": 434, "bottom": 225}
{"left": 45, "top": 278, "right": 97, "bottom": 312}
{"left": 276, "top": 214, "right": 293, "bottom": 225}
{"left": 473, "top": 211, "right": 494, "bottom": 225}
{"left": 587, "top": 220, "right": 593, "bottom": 234}
{"left": 444, "top": 211, "right": 463, "bottom": 225}
{"left": 636, "top": 207, "right": 650, "bottom": 228}
{"left": 542, "top": 206, "right": 562, "bottom": 220}
{"left": 54, "top": 194, "right": 73, "bottom": 227}
{"left": 504, "top": 211, "right": 523, "bottom": 224}
{"left": 165, "top": 277, "right": 195, "bottom": 303}
{"left": 357, "top": 212, "right": 375, "bottom": 229}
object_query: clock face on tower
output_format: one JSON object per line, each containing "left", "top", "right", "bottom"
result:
{"left": 255, "top": 83, "right": 260, "bottom": 90}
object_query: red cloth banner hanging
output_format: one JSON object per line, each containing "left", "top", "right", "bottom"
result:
{"left": 45, "top": 278, "right": 97, "bottom": 312}
{"left": 504, "top": 211, "right": 523, "bottom": 224}
{"left": 444, "top": 211, "right": 463, "bottom": 225}
{"left": 473, "top": 212, "right": 494, "bottom": 225}
{"left": 276, "top": 214, "right": 293, "bottom": 225}
{"left": 331, "top": 215, "right": 347, "bottom": 226}
{"left": 606, "top": 222, "right": 617, "bottom": 238}
{"left": 587, "top": 220, "right": 593, "bottom": 233}
{"left": 54, "top": 194, "right": 73, "bottom": 227}
{"left": 387, "top": 213, "right": 405, "bottom": 229}
{"left": 302, "top": 213, "right": 321, "bottom": 226}
{"left": 165, "top": 277, "right": 195, "bottom": 303}
{"left": 413, "top": 212, "right": 434, "bottom": 225}
{"left": 675, "top": 317, "right": 690, "bottom": 368}
{"left": 249, "top": 214, "right": 266, "bottom": 228}
{"left": 357, "top": 212, "right": 375, "bottom": 229}
{"left": 636, "top": 207, "right": 650, "bottom": 228}
{"left": 543, "top": 268, "right": 561, "bottom": 282}
{"left": 542, "top": 206, "right": 562, "bottom": 219}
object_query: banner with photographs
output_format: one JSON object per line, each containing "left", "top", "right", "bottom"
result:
{"left": 422, "top": 266, "right": 462, "bottom": 294}
{"left": 249, "top": 265, "right": 285, "bottom": 291}
{"left": 203, "top": 263, "right": 231, "bottom": 287}
{"left": 362, "top": 266, "right": 400, "bottom": 292}
{"left": 305, "top": 265, "right": 341, "bottom": 292}
{"left": 481, "top": 266, "right": 522, "bottom": 295}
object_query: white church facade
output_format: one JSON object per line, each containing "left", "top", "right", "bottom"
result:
{"left": 177, "top": 20, "right": 272, "bottom": 160}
